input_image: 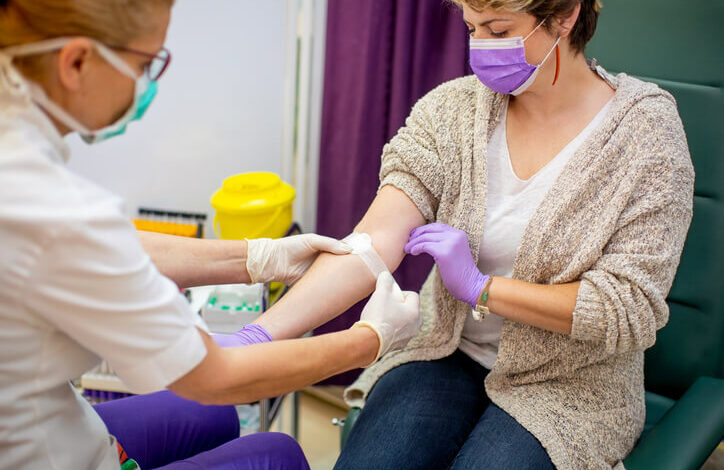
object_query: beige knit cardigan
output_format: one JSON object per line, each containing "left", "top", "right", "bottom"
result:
{"left": 344, "top": 63, "right": 694, "bottom": 470}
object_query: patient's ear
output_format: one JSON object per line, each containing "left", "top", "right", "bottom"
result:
{"left": 554, "top": 3, "right": 581, "bottom": 39}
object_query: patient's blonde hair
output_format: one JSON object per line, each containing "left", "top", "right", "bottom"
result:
{"left": 0, "top": 0, "right": 174, "bottom": 76}
{"left": 449, "top": 0, "right": 602, "bottom": 54}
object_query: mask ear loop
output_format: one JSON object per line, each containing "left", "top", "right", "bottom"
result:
{"left": 523, "top": 17, "right": 548, "bottom": 42}
{"left": 526, "top": 17, "right": 561, "bottom": 87}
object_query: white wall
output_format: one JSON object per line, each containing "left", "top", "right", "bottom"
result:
{"left": 281, "top": 0, "right": 327, "bottom": 233}
{"left": 67, "top": 0, "right": 288, "bottom": 237}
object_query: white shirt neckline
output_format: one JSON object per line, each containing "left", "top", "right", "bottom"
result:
{"left": 503, "top": 97, "right": 614, "bottom": 184}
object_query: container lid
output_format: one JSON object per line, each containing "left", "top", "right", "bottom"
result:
{"left": 210, "top": 172, "right": 295, "bottom": 215}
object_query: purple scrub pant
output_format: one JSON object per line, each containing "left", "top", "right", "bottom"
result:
{"left": 93, "top": 390, "right": 310, "bottom": 470}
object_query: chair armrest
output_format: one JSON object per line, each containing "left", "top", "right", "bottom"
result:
{"left": 624, "top": 376, "right": 724, "bottom": 470}
{"left": 341, "top": 407, "right": 362, "bottom": 449}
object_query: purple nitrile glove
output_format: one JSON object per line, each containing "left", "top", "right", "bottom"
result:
{"left": 212, "top": 324, "right": 273, "bottom": 348}
{"left": 404, "top": 223, "right": 489, "bottom": 308}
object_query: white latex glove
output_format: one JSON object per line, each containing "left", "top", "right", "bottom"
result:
{"left": 354, "top": 271, "right": 422, "bottom": 364}
{"left": 246, "top": 234, "right": 352, "bottom": 285}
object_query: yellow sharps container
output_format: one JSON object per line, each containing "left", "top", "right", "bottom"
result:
{"left": 211, "top": 172, "right": 295, "bottom": 240}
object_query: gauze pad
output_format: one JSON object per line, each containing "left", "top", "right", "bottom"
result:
{"left": 342, "top": 232, "right": 389, "bottom": 280}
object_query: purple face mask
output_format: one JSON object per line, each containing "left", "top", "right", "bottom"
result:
{"left": 469, "top": 19, "right": 560, "bottom": 95}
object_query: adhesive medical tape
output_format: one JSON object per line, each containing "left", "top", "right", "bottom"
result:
{"left": 342, "top": 232, "right": 389, "bottom": 279}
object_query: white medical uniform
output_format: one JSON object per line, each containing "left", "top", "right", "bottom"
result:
{"left": 0, "top": 77, "right": 210, "bottom": 468}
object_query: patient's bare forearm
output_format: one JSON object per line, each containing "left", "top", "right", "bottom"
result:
{"left": 138, "top": 231, "right": 250, "bottom": 289}
{"left": 255, "top": 252, "right": 377, "bottom": 340}
{"left": 254, "top": 186, "right": 425, "bottom": 339}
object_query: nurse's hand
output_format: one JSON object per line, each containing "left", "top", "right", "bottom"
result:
{"left": 246, "top": 234, "right": 352, "bottom": 285}
{"left": 404, "top": 223, "right": 489, "bottom": 308}
{"left": 352, "top": 271, "right": 421, "bottom": 364}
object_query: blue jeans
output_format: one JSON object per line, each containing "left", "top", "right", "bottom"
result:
{"left": 334, "top": 350, "right": 555, "bottom": 470}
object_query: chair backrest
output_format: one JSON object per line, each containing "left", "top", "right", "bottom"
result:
{"left": 586, "top": 0, "right": 724, "bottom": 399}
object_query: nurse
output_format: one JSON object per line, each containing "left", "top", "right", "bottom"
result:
{"left": 0, "top": 1, "right": 421, "bottom": 469}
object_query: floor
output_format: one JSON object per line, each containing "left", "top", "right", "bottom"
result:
{"left": 704, "top": 445, "right": 724, "bottom": 470}
{"left": 271, "top": 387, "right": 347, "bottom": 470}
{"left": 272, "top": 387, "right": 724, "bottom": 470}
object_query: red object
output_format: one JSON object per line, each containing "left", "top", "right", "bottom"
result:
{"left": 117, "top": 441, "right": 129, "bottom": 464}
{"left": 552, "top": 44, "right": 561, "bottom": 86}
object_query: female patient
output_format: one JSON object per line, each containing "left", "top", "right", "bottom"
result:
{"left": 254, "top": 0, "right": 694, "bottom": 468}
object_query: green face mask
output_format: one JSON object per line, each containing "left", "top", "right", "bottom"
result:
{"left": 92, "top": 77, "right": 158, "bottom": 143}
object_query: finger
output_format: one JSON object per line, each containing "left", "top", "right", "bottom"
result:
{"left": 404, "top": 237, "right": 440, "bottom": 255}
{"left": 404, "top": 232, "right": 447, "bottom": 254}
{"left": 402, "top": 291, "right": 420, "bottom": 309}
{"left": 407, "top": 231, "right": 448, "bottom": 245}
{"left": 376, "top": 270, "right": 403, "bottom": 302}
{"left": 286, "top": 257, "right": 314, "bottom": 285}
{"left": 410, "top": 222, "right": 451, "bottom": 239}
{"left": 376, "top": 270, "right": 395, "bottom": 292}
{"left": 302, "top": 234, "right": 353, "bottom": 254}
{"left": 389, "top": 275, "right": 405, "bottom": 302}
{"left": 406, "top": 241, "right": 441, "bottom": 258}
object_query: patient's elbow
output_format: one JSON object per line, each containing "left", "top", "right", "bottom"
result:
{"left": 351, "top": 226, "right": 409, "bottom": 273}
{"left": 572, "top": 278, "right": 667, "bottom": 355}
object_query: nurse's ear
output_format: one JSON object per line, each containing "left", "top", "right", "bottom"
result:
{"left": 55, "top": 38, "right": 95, "bottom": 92}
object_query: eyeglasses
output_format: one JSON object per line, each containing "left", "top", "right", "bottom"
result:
{"left": 109, "top": 46, "right": 172, "bottom": 81}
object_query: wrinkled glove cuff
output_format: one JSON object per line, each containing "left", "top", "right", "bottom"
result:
{"left": 463, "top": 271, "right": 490, "bottom": 308}
{"left": 212, "top": 324, "right": 274, "bottom": 348}
{"left": 246, "top": 238, "right": 274, "bottom": 284}
{"left": 352, "top": 321, "right": 384, "bottom": 365}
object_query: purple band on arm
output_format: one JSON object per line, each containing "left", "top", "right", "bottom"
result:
{"left": 212, "top": 324, "right": 274, "bottom": 348}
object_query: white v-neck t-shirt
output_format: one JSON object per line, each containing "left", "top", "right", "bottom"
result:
{"left": 459, "top": 97, "right": 612, "bottom": 370}
{"left": 0, "top": 78, "right": 210, "bottom": 469}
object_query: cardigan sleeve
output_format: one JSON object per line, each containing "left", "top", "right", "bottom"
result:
{"left": 571, "top": 100, "right": 695, "bottom": 355}
{"left": 378, "top": 93, "right": 446, "bottom": 223}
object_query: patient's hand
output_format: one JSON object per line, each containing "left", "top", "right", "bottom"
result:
{"left": 405, "top": 223, "right": 488, "bottom": 307}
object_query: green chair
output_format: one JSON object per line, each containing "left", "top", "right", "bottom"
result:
{"left": 339, "top": 1, "right": 724, "bottom": 468}
{"left": 586, "top": 1, "right": 724, "bottom": 468}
